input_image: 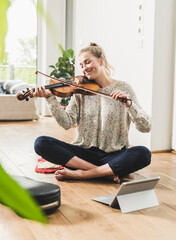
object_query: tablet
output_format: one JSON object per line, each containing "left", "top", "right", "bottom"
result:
{"left": 92, "top": 177, "right": 160, "bottom": 213}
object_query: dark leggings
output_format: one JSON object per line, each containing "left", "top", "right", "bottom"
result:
{"left": 34, "top": 136, "right": 151, "bottom": 178}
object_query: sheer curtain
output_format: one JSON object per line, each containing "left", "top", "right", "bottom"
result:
{"left": 37, "top": 0, "right": 66, "bottom": 116}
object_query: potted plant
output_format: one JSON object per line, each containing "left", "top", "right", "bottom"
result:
{"left": 49, "top": 44, "right": 75, "bottom": 106}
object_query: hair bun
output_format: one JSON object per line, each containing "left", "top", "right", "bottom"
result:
{"left": 90, "top": 42, "right": 97, "bottom": 47}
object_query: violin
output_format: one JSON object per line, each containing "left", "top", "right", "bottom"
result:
{"left": 17, "top": 71, "right": 130, "bottom": 103}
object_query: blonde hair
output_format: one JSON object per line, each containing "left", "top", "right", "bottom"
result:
{"left": 79, "top": 42, "right": 114, "bottom": 77}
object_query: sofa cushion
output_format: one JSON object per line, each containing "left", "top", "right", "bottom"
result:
{"left": 0, "top": 85, "right": 5, "bottom": 94}
{"left": 3, "top": 80, "right": 31, "bottom": 94}
{"left": 0, "top": 80, "right": 5, "bottom": 86}
{"left": 0, "top": 80, "right": 5, "bottom": 93}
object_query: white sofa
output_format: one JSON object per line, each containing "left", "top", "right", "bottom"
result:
{"left": 0, "top": 80, "right": 38, "bottom": 121}
{"left": 0, "top": 95, "right": 38, "bottom": 121}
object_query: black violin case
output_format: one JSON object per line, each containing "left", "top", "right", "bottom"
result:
{"left": 12, "top": 175, "right": 61, "bottom": 214}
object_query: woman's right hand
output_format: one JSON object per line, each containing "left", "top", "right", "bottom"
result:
{"left": 30, "top": 86, "right": 53, "bottom": 98}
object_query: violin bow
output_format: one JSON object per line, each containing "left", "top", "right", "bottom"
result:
{"left": 36, "top": 71, "right": 131, "bottom": 103}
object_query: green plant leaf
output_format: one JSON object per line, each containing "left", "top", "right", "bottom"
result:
{"left": 0, "top": 164, "right": 47, "bottom": 223}
{"left": 65, "top": 63, "right": 71, "bottom": 73}
{"left": 49, "top": 65, "right": 56, "bottom": 69}
{"left": 0, "top": 0, "right": 11, "bottom": 62}
{"left": 69, "top": 57, "right": 74, "bottom": 65}
{"left": 59, "top": 63, "right": 66, "bottom": 72}
{"left": 58, "top": 44, "right": 65, "bottom": 56}
{"left": 61, "top": 97, "right": 71, "bottom": 106}
{"left": 58, "top": 57, "right": 65, "bottom": 64}
{"left": 66, "top": 49, "right": 74, "bottom": 58}
{"left": 62, "top": 72, "right": 71, "bottom": 79}
{"left": 63, "top": 52, "right": 69, "bottom": 61}
{"left": 54, "top": 71, "right": 63, "bottom": 78}
{"left": 50, "top": 69, "right": 57, "bottom": 76}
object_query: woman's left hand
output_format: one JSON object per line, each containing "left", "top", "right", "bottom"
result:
{"left": 110, "top": 90, "right": 132, "bottom": 108}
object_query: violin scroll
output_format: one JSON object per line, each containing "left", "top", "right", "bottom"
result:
{"left": 17, "top": 89, "right": 33, "bottom": 101}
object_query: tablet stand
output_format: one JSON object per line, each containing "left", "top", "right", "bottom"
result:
{"left": 114, "top": 189, "right": 159, "bottom": 213}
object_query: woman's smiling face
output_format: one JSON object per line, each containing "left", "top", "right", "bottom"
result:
{"left": 79, "top": 51, "right": 103, "bottom": 80}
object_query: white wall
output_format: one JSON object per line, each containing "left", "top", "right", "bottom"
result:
{"left": 74, "top": 0, "right": 155, "bottom": 149}
{"left": 172, "top": 0, "right": 176, "bottom": 151}
{"left": 173, "top": 73, "right": 176, "bottom": 150}
{"left": 151, "top": 0, "right": 175, "bottom": 151}
{"left": 73, "top": 0, "right": 175, "bottom": 151}
{"left": 172, "top": 66, "right": 176, "bottom": 150}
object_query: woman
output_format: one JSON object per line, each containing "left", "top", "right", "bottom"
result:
{"left": 32, "top": 43, "right": 151, "bottom": 183}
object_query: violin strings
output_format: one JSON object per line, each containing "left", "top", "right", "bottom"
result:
{"left": 36, "top": 71, "right": 111, "bottom": 98}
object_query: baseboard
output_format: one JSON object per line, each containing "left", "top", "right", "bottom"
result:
{"left": 171, "top": 150, "right": 176, "bottom": 155}
{"left": 151, "top": 149, "right": 171, "bottom": 154}
{"left": 131, "top": 148, "right": 176, "bottom": 154}
{"left": 151, "top": 149, "right": 176, "bottom": 154}
{"left": 130, "top": 145, "right": 173, "bottom": 154}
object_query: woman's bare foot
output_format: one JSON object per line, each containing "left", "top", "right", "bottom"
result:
{"left": 55, "top": 168, "right": 83, "bottom": 180}
{"left": 113, "top": 176, "right": 120, "bottom": 183}
{"left": 105, "top": 175, "right": 120, "bottom": 183}
{"left": 55, "top": 167, "right": 120, "bottom": 183}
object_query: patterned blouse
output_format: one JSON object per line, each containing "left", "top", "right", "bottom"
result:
{"left": 46, "top": 80, "right": 151, "bottom": 152}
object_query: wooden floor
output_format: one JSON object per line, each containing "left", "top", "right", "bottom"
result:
{"left": 0, "top": 117, "right": 176, "bottom": 240}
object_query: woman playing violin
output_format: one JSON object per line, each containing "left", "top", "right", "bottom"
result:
{"left": 32, "top": 42, "right": 151, "bottom": 183}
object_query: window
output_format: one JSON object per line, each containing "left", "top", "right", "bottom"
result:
{"left": 0, "top": 0, "right": 37, "bottom": 85}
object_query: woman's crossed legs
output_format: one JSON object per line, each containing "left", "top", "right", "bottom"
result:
{"left": 34, "top": 136, "right": 151, "bottom": 182}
